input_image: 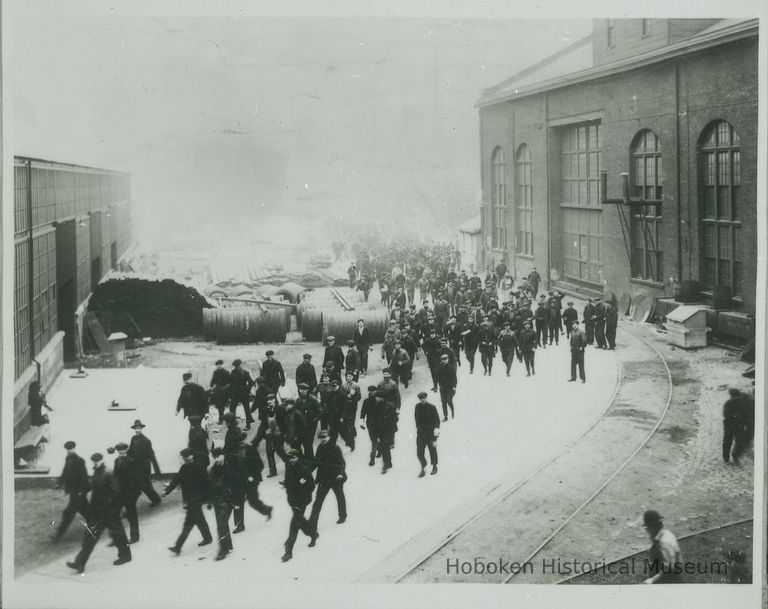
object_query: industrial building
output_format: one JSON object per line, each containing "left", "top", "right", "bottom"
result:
{"left": 13, "top": 156, "right": 133, "bottom": 438}
{"left": 476, "top": 19, "right": 758, "bottom": 337}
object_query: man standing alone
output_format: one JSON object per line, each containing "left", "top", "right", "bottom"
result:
{"left": 568, "top": 320, "right": 587, "bottom": 383}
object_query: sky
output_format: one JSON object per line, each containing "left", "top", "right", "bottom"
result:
{"left": 7, "top": 11, "right": 591, "bottom": 247}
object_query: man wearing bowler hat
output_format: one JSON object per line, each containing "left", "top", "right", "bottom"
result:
{"left": 127, "top": 419, "right": 162, "bottom": 506}
{"left": 261, "top": 350, "right": 286, "bottom": 396}
{"left": 414, "top": 392, "right": 440, "bottom": 477}
{"left": 295, "top": 353, "right": 318, "bottom": 393}
{"left": 209, "top": 359, "right": 231, "bottom": 424}
{"left": 229, "top": 359, "right": 255, "bottom": 430}
{"left": 642, "top": 510, "right": 683, "bottom": 584}
{"left": 53, "top": 441, "right": 90, "bottom": 541}
{"left": 176, "top": 371, "right": 208, "bottom": 420}
{"left": 308, "top": 429, "right": 347, "bottom": 533}
{"left": 164, "top": 448, "right": 213, "bottom": 555}
{"left": 66, "top": 453, "right": 131, "bottom": 573}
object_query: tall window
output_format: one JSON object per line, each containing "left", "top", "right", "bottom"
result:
{"left": 641, "top": 19, "right": 651, "bottom": 36}
{"left": 607, "top": 19, "right": 615, "bottom": 47}
{"left": 491, "top": 146, "right": 507, "bottom": 249}
{"left": 515, "top": 144, "right": 533, "bottom": 256}
{"left": 699, "top": 120, "right": 742, "bottom": 296}
{"left": 630, "top": 130, "right": 663, "bottom": 283}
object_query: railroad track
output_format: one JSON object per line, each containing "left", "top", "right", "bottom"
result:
{"left": 387, "top": 326, "right": 674, "bottom": 584}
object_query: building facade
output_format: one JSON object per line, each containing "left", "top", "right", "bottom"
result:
{"left": 477, "top": 19, "right": 758, "bottom": 320}
{"left": 13, "top": 156, "right": 132, "bottom": 437}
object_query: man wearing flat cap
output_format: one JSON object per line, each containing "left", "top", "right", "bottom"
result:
{"left": 66, "top": 453, "right": 131, "bottom": 573}
{"left": 188, "top": 415, "right": 210, "bottom": 468}
{"left": 176, "top": 371, "right": 208, "bottom": 421}
{"left": 295, "top": 353, "right": 318, "bottom": 393}
{"left": 562, "top": 301, "right": 578, "bottom": 339}
{"left": 498, "top": 322, "right": 519, "bottom": 377}
{"left": 583, "top": 298, "right": 596, "bottom": 345}
{"left": 323, "top": 337, "right": 345, "bottom": 377}
{"left": 519, "top": 320, "right": 537, "bottom": 376}
{"left": 53, "top": 441, "right": 90, "bottom": 541}
{"left": 261, "top": 350, "right": 286, "bottom": 397}
{"left": 209, "top": 359, "right": 231, "bottom": 424}
{"left": 436, "top": 354, "right": 457, "bottom": 421}
{"left": 113, "top": 442, "right": 142, "bottom": 543}
{"left": 345, "top": 340, "right": 362, "bottom": 381}
{"left": 127, "top": 419, "right": 162, "bottom": 506}
{"left": 308, "top": 429, "right": 348, "bottom": 533}
{"left": 642, "top": 510, "right": 683, "bottom": 584}
{"left": 360, "top": 386, "right": 383, "bottom": 467}
{"left": 229, "top": 359, "right": 255, "bottom": 430}
{"left": 279, "top": 448, "right": 317, "bottom": 562}
{"left": 353, "top": 319, "right": 372, "bottom": 375}
{"left": 414, "top": 392, "right": 440, "bottom": 477}
{"left": 208, "top": 447, "right": 237, "bottom": 560}
{"left": 296, "top": 383, "right": 321, "bottom": 459}
{"left": 164, "top": 447, "right": 213, "bottom": 555}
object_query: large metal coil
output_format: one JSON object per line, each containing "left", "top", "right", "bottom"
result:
{"left": 323, "top": 308, "right": 389, "bottom": 344}
{"left": 301, "top": 308, "right": 324, "bottom": 341}
{"left": 202, "top": 308, "right": 217, "bottom": 341}
{"left": 203, "top": 307, "right": 289, "bottom": 344}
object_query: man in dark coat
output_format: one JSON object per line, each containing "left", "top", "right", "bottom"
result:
{"left": 462, "top": 320, "right": 480, "bottom": 374}
{"left": 436, "top": 353, "right": 457, "bottom": 421}
{"left": 295, "top": 383, "right": 321, "bottom": 458}
{"left": 322, "top": 337, "right": 345, "bottom": 376}
{"left": 176, "top": 372, "right": 208, "bottom": 420}
{"left": 376, "top": 393, "right": 399, "bottom": 474}
{"left": 208, "top": 447, "right": 238, "bottom": 560}
{"left": 308, "top": 430, "right": 347, "bottom": 532}
{"left": 188, "top": 415, "right": 210, "bottom": 468}
{"left": 593, "top": 298, "right": 607, "bottom": 349}
{"left": 261, "top": 350, "right": 286, "bottom": 395}
{"left": 562, "top": 301, "right": 579, "bottom": 339}
{"left": 377, "top": 369, "right": 401, "bottom": 413}
{"left": 583, "top": 299, "right": 595, "bottom": 345}
{"left": 241, "top": 437, "right": 273, "bottom": 519}
{"left": 280, "top": 449, "right": 317, "bottom": 562}
{"left": 113, "top": 442, "right": 142, "bottom": 543}
{"left": 534, "top": 297, "right": 549, "bottom": 349}
{"left": 344, "top": 340, "right": 362, "bottom": 381}
{"left": 390, "top": 340, "right": 412, "bottom": 388}
{"left": 353, "top": 319, "right": 372, "bottom": 375}
{"left": 229, "top": 359, "right": 255, "bottom": 430}
{"left": 360, "top": 385, "right": 382, "bottom": 467}
{"left": 253, "top": 396, "right": 280, "bottom": 477}
{"left": 568, "top": 321, "right": 588, "bottom": 383}
{"left": 323, "top": 380, "right": 347, "bottom": 446}
{"left": 165, "top": 448, "right": 213, "bottom": 554}
{"left": 53, "top": 441, "right": 90, "bottom": 540}
{"left": 605, "top": 302, "right": 618, "bottom": 349}
{"left": 498, "top": 322, "right": 519, "bottom": 377}
{"left": 478, "top": 315, "right": 497, "bottom": 376}
{"left": 209, "top": 359, "right": 231, "bottom": 424}
{"left": 414, "top": 392, "right": 440, "bottom": 477}
{"left": 547, "top": 299, "right": 561, "bottom": 346}
{"left": 421, "top": 330, "right": 442, "bottom": 390}
{"left": 519, "top": 320, "right": 537, "bottom": 376}
{"left": 528, "top": 267, "right": 541, "bottom": 299}
{"left": 251, "top": 377, "right": 271, "bottom": 423}
{"left": 444, "top": 315, "right": 464, "bottom": 367}
{"left": 127, "top": 420, "right": 162, "bottom": 506}
{"left": 295, "top": 353, "right": 318, "bottom": 393}
{"left": 723, "top": 388, "right": 751, "bottom": 465}
{"left": 66, "top": 453, "right": 131, "bottom": 573}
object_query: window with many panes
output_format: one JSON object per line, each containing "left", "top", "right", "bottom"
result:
{"left": 491, "top": 146, "right": 507, "bottom": 249}
{"left": 629, "top": 130, "right": 663, "bottom": 283}
{"left": 560, "top": 122, "right": 603, "bottom": 284}
{"left": 699, "top": 120, "right": 742, "bottom": 296}
{"left": 515, "top": 144, "right": 533, "bottom": 256}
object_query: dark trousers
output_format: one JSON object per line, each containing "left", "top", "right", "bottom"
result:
{"left": 428, "top": 360, "right": 439, "bottom": 388}
{"left": 439, "top": 386, "right": 455, "bottom": 418}
{"left": 301, "top": 432, "right": 315, "bottom": 459}
{"left": 565, "top": 323, "right": 573, "bottom": 339}
{"left": 246, "top": 481, "right": 272, "bottom": 515}
{"left": 464, "top": 346, "right": 477, "bottom": 372}
{"left": 232, "top": 494, "right": 246, "bottom": 529}
{"left": 570, "top": 349, "right": 586, "bottom": 381}
{"left": 548, "top": 324, "right": 560, "bottom": 345}
{"left": 56, "top": 492, "right": 90, "bottom": 538}
{"left": 379, "top": 434, "right": 393, "bottom": 467}
{"left": 723, "top": 419, "right": 750, "bottom": 462}
{"left": 139, "top": 470, "right": 161, "bottom": 505}
{"left": 501, "top": 350, "right": 515, "bottom": 374}
{"left": 212, "top": 388, "right": 229, "bottom": 422}
{"left": 74, "top": 512, "right": 130, "bottom": 568}
{"left": 480, "top": 346, "right": 495, "bottom": 372}
{"left": 230, "top": 393, "right": 255, "bottom": 424}
{"left": 450, "top": 343, "right": 462, "bottom": 367}
{"left": 341, "top": 404, "right": 358, "bottom": 447}
{"left": 417, "top": 434, "right": 438, "bottom": 467}
{"left": 367, "top": 426, "right": 379, "bottom": 459}
{"left": 359, "top": 348, "right": 369, "bottom": 373}
{"left": 522, "top": 350, "right": 535, "bottom": 374}
{"left": 214, "top": 503, "right": 233, "bottom": 554}
{"left": 585, "top": 322, "right": 595, "bottom": 344}
{"left": 285, "top": 504, "right": 313, "bottom": 552}
{"left": 535, "top": 321, "right": 547, "bottom": 347}
{"left": 175, "top": 504, "right": 212, "bottom": 549}
{"left": 309, "top": 480, "right": 347, "bottom": 529}
{"left": 122, "top": 492, "right": 140, "bottom": 540}
{"left": 594, "top": 320, "right": 606, "bottom": 348}
{"left": 531, "top": 285, "right": 539, "bottom": 299}
{"left": 606, "top": 322, "right": 617, "bottom": 349}
{"left": 265, "top": 437, "right": 279, "bottom": 475}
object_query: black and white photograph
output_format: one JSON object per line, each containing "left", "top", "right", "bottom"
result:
{"left": 2, "top": 2, "right": 766, "bottom": 608}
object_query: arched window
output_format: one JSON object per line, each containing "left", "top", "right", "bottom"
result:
{"left": 515, "top": 144, "right": 533, "bottom": 256}
{"left": 629, "top": 130, "right": 663, "bottom": 283}
{"left": 699, "top": 120, "right": 741, "bottom": 296}
{"left": 491, "top": 147, "right": 507, "bottom": 249}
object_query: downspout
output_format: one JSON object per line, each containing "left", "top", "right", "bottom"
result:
{"left": 545, "top": 94, "right": 552, "bottom": 291}
{"left": 510, "top": 101, "right": 516, "bottom": 279}
{"left": 674, "top": 61, "right": 683, "bottom": 288}
{"left": 26, "top": 160, "right": 35, "bottom": 358}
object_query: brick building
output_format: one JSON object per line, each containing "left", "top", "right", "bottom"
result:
{"left": 477, "top": 19, "right": 758, "bottom": 327}
{"left": 13, "top": 156, "right": 133, "bottom": 437}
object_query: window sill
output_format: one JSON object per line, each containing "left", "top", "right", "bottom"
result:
{"left": 630, "top": 278, "right": 664, "bottom": 289}
{"left": 700, "top": 291, "right": 743, "bottom": 304}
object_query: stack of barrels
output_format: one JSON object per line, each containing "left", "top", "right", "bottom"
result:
{"left": 202, "top": 305, "right": 291, "bottom": 344}
{"left": 297, "top": 287, "right": 389, "bottom": 344}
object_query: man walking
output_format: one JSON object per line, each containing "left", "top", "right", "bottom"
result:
{"left": 209, "top": 359, "right": 231, "bottom": 424}
{"left": 53, "top": 441, "right": 90, "bottom": 541}
{"left": 280, "top": 449, "right": 317, "bottom": 562}
{"left": 296, "top": 383, "right": 321, "bottom": 458}
{"left": 353, "top": 319, "right": 372, "bottom": 375}
{"left": 593, "top": 297, "right": 607, "bottom": 349}
{"left": 436, "top": 353, "right": 457, "bottom": 421}
{"left": 583, "top": 298, "right": 595, "bottom": 345}
{"left": 176, "top": 372, "right": 208, "bottom": 420}
{"left": 66, "top": 453, "right": 131, "bottom": 573}
{"left": 605, "top": 301, "right": 618, "bottom": 349}
{"left": 295, "top": 353, "right": 318, "bottom": 393}
{"left": 209, "top": 447, "right": 237, "bottom": 560}
{"left": 528, "top": 267, "right": 541, "bottom": 299}
{"left": 562, "top": 301, "right": 578, "bottom": 339}
{"left": 127, "top": 420, "right": 162, "bottom": 506}
{"left": 519, "top": 320, "right": 537, "bottom": 377}
{"left": 498, "top": 322, "right": 519, "bottom": 377}
{"left": 261, "top": 350, "right": 286, "bottom": 396}
{"left": 414, "top": 392, "right": 440, "bottom": 477}
{"left": 568, "top": 321, "right": 587, "bottom": 383}
{"left": 642, "top": 510, "right": 683, "bottom": 584}
{"left": 113, "top": 442, "right": 142, "bottom": 544}
{"left": 229, "top": 359, "right": 255, "bottom": 430}
{"left": 308, "top": 430, "right": 348, "bottom": 532}
{"left": 360, "top": 385, "right": 382, "bottom": 467}
{"left": 165, "top": 448, "right": 213, "bottom": 554}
